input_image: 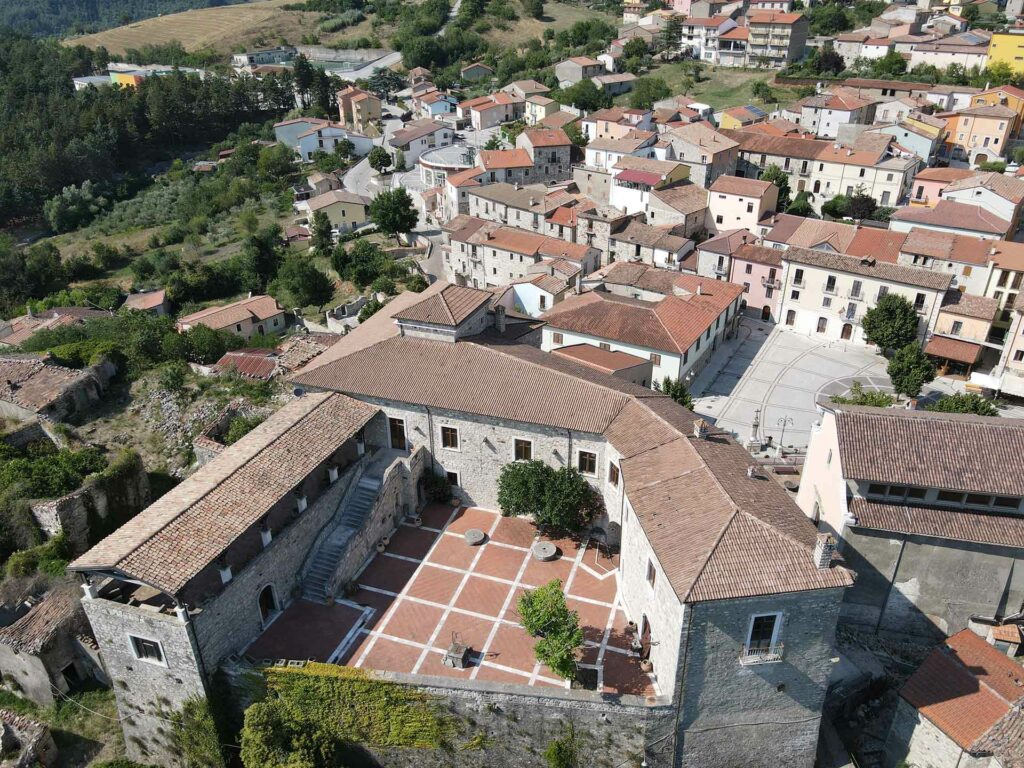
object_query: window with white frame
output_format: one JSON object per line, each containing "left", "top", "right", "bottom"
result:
{"left": 741, "top": 612, "right": 783, "bottom": 663}
{"left": 130, "top": 635, "right": 165, "bottom": 665}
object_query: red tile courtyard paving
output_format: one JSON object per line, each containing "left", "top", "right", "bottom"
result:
{"left": 339, "top": 504, "right": 659, "bottom": 698}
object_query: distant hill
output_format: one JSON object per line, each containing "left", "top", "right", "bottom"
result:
{"left": 1, "top": 0, "right": 244, "bottom": 37}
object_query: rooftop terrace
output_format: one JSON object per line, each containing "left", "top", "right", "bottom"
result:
{"left": 245, "top": 505, "right": 657, "bottom": 698}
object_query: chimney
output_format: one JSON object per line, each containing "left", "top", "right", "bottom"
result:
{"left": 741, "top": 234, "right": 747, "bottom": 244}
{"left": 495, "top": 304, "right": 507, "bottom": 332}
{"left": 746, "top": 465, "right": 757, "bottom": 479}
{"left": 991, "top": 245, "right": 998, "bottom": 256}
{"left": 248, "top": 291, "right": 253, "bottom": 298}
{"left": 693, "top": 418, "right": 709, "bottom": 439}
{"left": 529, "top": 197, "right": 537, "bottom": 206}
{"left": 813, "top": 533, "right": 836, "bottom": 569}
{"left": 697, "top": 284, "right": 702, "bottom": 295}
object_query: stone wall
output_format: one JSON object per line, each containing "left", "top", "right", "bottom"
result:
{"left": 81, "top": 597, "right": 207, "bottom": 766}
{"left": 0, "top": 708, "right": 58, "bottom": 768}
{"left": 357, "top": 396, "right": 608, "bottom": 513}
{"left": 882, "top": 697, "right": 991, "bottom": 768}
{"left": 30, "top": 451, "right": 150, "bottom": 551}
{"left": 676, "top": 587, "right": 846, "bottom": 768}
{"left": 838, "top": 528, "right": 1024, "bottom": 640}
{"left": 330, "top": 448, "right": 429, "bottom": 595}
{"left": 0, "top": 419, "right": 66, "bottom": 451}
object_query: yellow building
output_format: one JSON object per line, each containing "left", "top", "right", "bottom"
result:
{"left": 944, "top": 103, "right": 1017, "bottom": 165}
{"left": 988, "top": 30, "right": 1024, "bottom": 73}
{"left": 969, "top": 84, "right": 1024, "bottom": 135}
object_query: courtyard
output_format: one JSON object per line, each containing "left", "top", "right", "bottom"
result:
{"left": 693, "top": 321, "right": 892, "bottom": 450}
{"left": 246, "top": 505, "right": 656, "bottom": 699}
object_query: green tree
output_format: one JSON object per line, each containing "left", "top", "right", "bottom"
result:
{"left": 873, "top": 49, "right": 907, "bottom": 77}
{"left": 293, "top": 54, "right": 316, "bottom": 107}
{"left": 238, "top": 208, "right": 260, "bottom": 236}
{"left": 483, "top": 135, "right": 503, "bottom": 150}
{"left": 185, "top": 325, "right": 229, "bottom": 364}
{"left": 366, "top": 68, "right": 405, "bottom": 100}
{"left": 751, "top": 80, "right": 775, "bottom": 104}
{"left": 405, "top": 273, "right": 428, "bottom": 292}
{"left": 629, "top": 76, "right": 671, "bottom": 109}
{"left": 656, "top": 376, "right": 694, "bottom": 408}
{"left": 759, "top": 164, "right": 792, "bottom": 211}
{"left": 522, "top": 0, "right": 545, "bottom": 19}
{"left": 497, "top": 461, "right": 597, "bottom": 532}
{"left": 357, "top": 296, "right": 384, "bottom": 321}
{"left": 170, "top": 696, "right": 225, "bottom": 768}
{"left": 821, "top": 193, "right": 850, "bottom": 219}
{"left": 310, "top": 209, "right": 334, "bottom": 256}
{"left": 925, "top": 393, "right": 999, "bottom": 416}
{"left": 887, "top": 342, "right": 936, "bottom": 399}
{"left": 961, "top": 3, "right": 979, "bottom": 22}
{"left": 861, "top": 293, "right": 919, "bottom": 351}
{"left": 273, "top": 256, "right": 336, "bottom": 310}
{"left": 659, "top": 14, "right": 683, "bottom": 53}
{"left": 556, "top": 78, "right": 610, "bottom": 111}
{"left": 564, "top": 122, "right": 588, "bottom": 147}
{"left": 394, "top": 148, "right": 407, "bottom": 172}
{"left": 371, "top": 275, "right": 397, "bottom": 295}
{"left": 830, "top": 381, "right": 895, "bottom": 407}
{"left": 517, "top": 580, "right": 584, "bottom": 680}
{"left": 848, "top": 190, "right": 878, "bottom": 220}
{"left": 786, "top": 190, "right": 815, "bottom": 216}
{"left": 368, "top": 146, "right": 393, "bottom": 174}
{"left": 496, "top": 460, "right": 551, "bottom": 518}
{"left": 369, "top": 188, "right": 419, "bottom": 242}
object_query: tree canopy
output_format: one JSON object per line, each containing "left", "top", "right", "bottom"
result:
{"left": 887, "top": 342, "right": 936, "bottom": 399}
{"left": 925, "top": 393, "right": 999, "bottom": 416}
{"left": 861, "top": 294, "right": 919, "bottom": 351}
{"left": 369, "top": 188, "right": 419, "bottom": 241}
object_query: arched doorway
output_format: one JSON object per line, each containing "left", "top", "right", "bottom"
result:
{"left": 258, "top": 584, "right": 279, "bottom": 626}
{"left": 975, "top": 153, "right": 988, "bottom": 166}
{"left": 761, "top": 305, "right": 771, "bottom": 322}
{"left": 841, "top": 323, "right": 853, "bottom": 340}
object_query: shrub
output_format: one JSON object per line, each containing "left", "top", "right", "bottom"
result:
{"left": 159, "top": 361, "right": 189, "bottom": 393}
{"left": 422, "top": 472, "right": 452, "bottom": 502}
{"left": 544, "top": 721, "right": 580, "bottom": 768}
{"left": 405, "top": 273, "right": 428, "bottom": 292}
{"left": 224, "top": 415, "right": 265, "bottom": 445}
{"left": 171, "top": 697, "right": 226, "bottom": 768}
{"left": 497, "top": 461, "right": 598, "bottom": 533}
{"left": 830, "top": 381, "right": 895, "bottom": 407}
{"left": 370, "top": 276, "right": 396, "bottom": 295}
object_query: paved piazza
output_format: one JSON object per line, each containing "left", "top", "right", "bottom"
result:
{"left": 694, "top": 322, "right": 892, "bottom": 450}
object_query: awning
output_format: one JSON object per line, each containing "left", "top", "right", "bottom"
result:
{"left": 615, "top": 169, "right": 662, "bottom": 186}
{"left": 924, "top": 336, "right": 983, "bottom": 365}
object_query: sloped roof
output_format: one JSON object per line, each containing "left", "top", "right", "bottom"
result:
{"left": 177, "top": 295, "right": 284, "bottom": 331}
{"left": 890, "top": 200, "right": 1012, "bottom": 236}
{"left": 291, "top": 337, "right": 852, "bottom": 604}
{"left": 829, "top": 404, "right": 1024, "bottom": 494}
{"left": 924, "top": 335, "right": 983, "bottom": 364}
{"left": 0, "top": 588, "right": 83, "bottom": 654}
{"left": 70, "top": 393, "right": 379, "bottom": 595}
{"left": 709, "top": 175, "right": 774, "bottom": 197}
{"left": 393, "top": 284, "right": 492, "bottom": 327}
{"left": 0, "top": 356, "right": 97, "bottom": 413}
{"left": 123, "top": 290, "right": 166, "bottom": 311}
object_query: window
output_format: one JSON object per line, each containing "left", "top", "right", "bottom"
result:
{"left": 552, "top": 332, "right": 563, "bottom": 344}
{"left": 1015, "top": 350, "right": 1024, "bottom": 362}
{"left": 599, "top": 342, "right": 611, "bottom": 351}
{"left": 951, "top": 320, "right": 963, "bottom": 335}
{"left": 786, "top": 309, "right": 795, "bottom": 326}
{"left": 539, "top": 295, "right": 547, "bottom": 310}
{"left": 743, "top": 282, "right": 750, "bottom": 293}
{"left": 716, "top": 214, "right": 724, "bottom": 224}
{"left": 816, "top": 317, "right": 828, "bottom": 333}
{"left": 794, "top": 268, "right": 804, "bottom": 286}
{"left": 825, "top": 275, "right": 837, "bottom": 294}
{"left": 578, "top": 451, "right": 597, "bottom": 475}
{"left": 646, "top": 560, "right": 656, "bottom": 588}
{"left": 650, "top": 353, "right": 661, "bottom": 365}
{"left": 937, "top": 490, "right": 965, "bottom": 505}
{"left": 746, "top": 613, "right": 781, "bottom": 653}
{"left": 608, "top": 462, "right": 620, "bottom": 487}
{"left": 745, "top": 263, "right": 752, "bottom": 274}
{"left": 130, "top": 636, "right": 164, "bottom": 664}
{"left": 746, "top": 201, "right": 754, "bottom": 213}
{"left": 791, "top": 289, "right": 800, "bottom": 300}
{"left": 441, "top": 426, "right": 459, "bottom": 450}
{"left": 765, "top": 286, "right": 774, "bottom": 299}
{"left": 914, "top": 293, "right": 926, "bottom": 311}
{"left": 514, "top": 439, "right": 533, "bottom": 461}
{"left": 446, "top": 471, "right": 460, "bottom": 487}
{"left": 822, "top": 297, "right": 832, "bottom": 308}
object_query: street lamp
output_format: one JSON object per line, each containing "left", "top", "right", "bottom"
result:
{"left": 777, "top": 416, "right": 794, "bottom": 451}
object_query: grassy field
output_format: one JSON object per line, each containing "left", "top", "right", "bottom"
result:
{"left": 66, "top": 0, "right": 322, "bottom": 55}
{"left": 481, "top": 3, "right": 620, "bottom": 47}
{"left": 622, "top": 64, "right": 803, "bottom": 111}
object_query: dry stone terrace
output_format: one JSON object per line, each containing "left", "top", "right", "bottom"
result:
{"left": 245, "top": 504, "right": 657, "bottom": 698}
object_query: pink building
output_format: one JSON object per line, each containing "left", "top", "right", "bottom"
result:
{"left": 729, "top": 242, "right": 784, "bottom": 322}
{"left": 908, "top": 166, "right": 976, "bottom": 206}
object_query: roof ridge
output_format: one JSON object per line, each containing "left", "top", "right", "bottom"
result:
{"left": 105, "top": 392, "right": 333, "bottom": 574}
{"left": 682, "top": 508, "right": 740, "bottom": 602}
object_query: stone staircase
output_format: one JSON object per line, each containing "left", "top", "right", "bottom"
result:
{"left": 301, "top": 474, "right": 382, "bottom": 601}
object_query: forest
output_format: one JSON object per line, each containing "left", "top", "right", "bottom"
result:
{"left": 0, "top": 32, "right": 297, "bottom": 228}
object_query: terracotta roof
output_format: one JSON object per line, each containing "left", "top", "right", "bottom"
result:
{"left": 0, "top": 356, "right": 99, "bottom": 413}
{"left": 668, "top": 122, "right": 739, "bottom": 154}
{"left": 566, "top": 56, "right": 601, "bottom": 66}
{"left": 445, "top": 167, "right": 485, "bottom": 188}
{"left": 710, "top": 175, "right": 774, "bottom": 198}
{"left": 944, "top": 172, "right": 1024, "bottom": 205}
{"left": 452, "top": 220, "right": 593, "bottom": 262}
{"left": 514, "top": 272, "right": 568, "bottom": 295}
{"left": 552, "top": 344, "right": 649, "bottom": 373}
{"left": 925, "top": 335, "right": 983, "bottom": 364}
{"left": 123, "top": 290, "right": 166, "bottom": 311}
{"left": 393, "top": 284, "right": 492, "bottom": 327}
{"left": 748, "top": 11, "right": 805, "bottom": 23}
{"left": 720, "top": 26, "right": 749, "bottom": 40}
{"left": 521, "top": 128, "right": 571, "bottom": 147}
{"left": 901, "top": 227, "right": 992, "bottom": 266}
{"left": 845, "top": 228, "right": 908, "bottom": 264}
{"left": 306, "top": 189, "right": 370, "bottom": 212}
{"left": 957, "top": 104, "right": 1018, "bottom": 118}
{"left": 991, "top": 624, "right": 1023, "bottom": 643}
{"left": 0, "top": 588, "right": 83, "bottom": 654}
{"left": 891, "top": 200, "right": 1012, "bottom": 236}
{"left": 291, "top": 337, "right": 852, "bottom": 603}
{"left": 215, "top": 349, "right": 278, "bottom": 379}
{"left": 699, "top": 228, "right": 758, "bottom": 255}
{"left": 901, "top": 630, "right": 1024, "bottom": 751}
{"left": 733, "top": 243, "right": 782, "bottom": 267}
{"left": 940, "top": 290, "right": 999, "bottom": 320}
{"left": 388, "top": 118, "right": 447, "bottom": 147}
{"left": 538, "top": 111, "right": 579, "bottom": 130}
{"left": 830, "top": 405, "right": 1024, "bottom": 494}
{"left": 849, "top": 497, "right": 1024, "bottom": 548}
{"left": 783, "top": 246, "right": 952, "bottom": 291}
{"left": 70, "top": 392, "right": 379, "bottom": 595}
{"left": 650, "top": 183, "right": 708, "bottom": 215}
{"left": 611, "top": 220, "right": 689, "bottom": 252}
{"left": 541, "top": 290, "right": 733, "bottom": 355}
{"left": 177, "top": 295, "right": 284, "bottom": 331}
{"left": 478, "top": 148, "right": 533, "bottom": 169}
{"left": 601, "top": 262, "right": 689, "bottom": 295}
{"left": 914, "top": 166, "right": 976, "bottom": 182}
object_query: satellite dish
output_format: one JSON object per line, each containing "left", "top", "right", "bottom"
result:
{"left": 293, "top": 387, "right": 306, "bottom": 397}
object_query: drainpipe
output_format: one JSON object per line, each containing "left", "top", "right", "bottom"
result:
{"left": 875, "top": 535, "right": 906, "bottom": 634}
{"left": 424, "top": 405, "right": 436, "bottom": 472}
{"left": 566, "top": 429, "right": 573, "bottom": 469}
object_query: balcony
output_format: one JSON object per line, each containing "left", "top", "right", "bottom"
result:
{"left": 847, "top": 291, "right": 864, "bottom": 301}
{"left": 739, "top": 643, "right": 784, "bottom": 665}
{"left": 792, "top": 278, "right": 805, "bottom": 288}
{"left": 714, "top": 265, "right": 729, "bottom": 277}
{"left": 823, "top": 285, "right": 838, "bottom": 296}
{"left": 761, "top": 276, "right": 781, "bottom": 289}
